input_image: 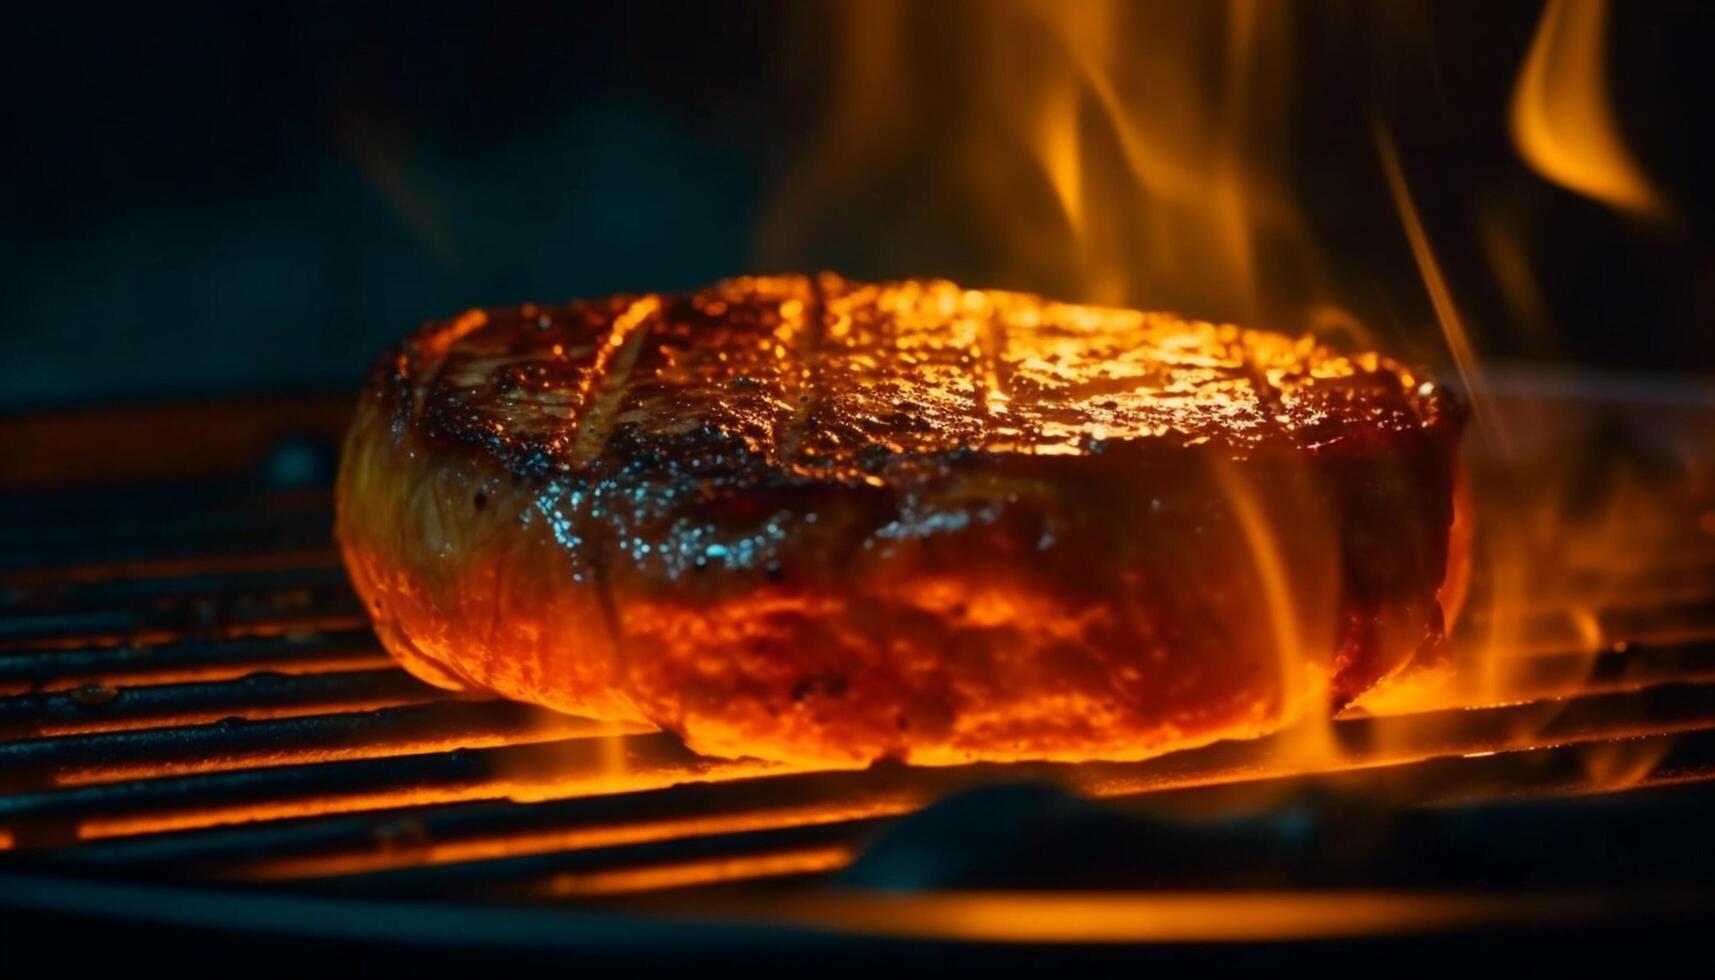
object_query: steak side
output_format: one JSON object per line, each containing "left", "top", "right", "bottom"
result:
{"left": 337, "top": 274, "right": 1467, "bottom": 765}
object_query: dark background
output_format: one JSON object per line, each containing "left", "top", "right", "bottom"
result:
{"left": 3, "top": 0, "right": 1712, "bottom": 410}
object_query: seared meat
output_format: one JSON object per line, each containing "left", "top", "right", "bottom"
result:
{"left": 337, "top": 274, "right": 1466, "bottom": 765}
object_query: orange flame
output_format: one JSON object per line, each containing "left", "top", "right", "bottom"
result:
{"left": 1375, "top": 125, "right": 1513, "bottom": 459}
{"left": 1510, "top": 0, "right": 1664, "bottom": 218}
{"left": 752, "top": 0, "right": 1710, "bottom": 780}
{"left": 763, "top": 0, "right": 1319, "bottom": 328}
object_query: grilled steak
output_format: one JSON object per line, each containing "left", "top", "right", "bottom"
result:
{"left": 337, "top": 274, "right": 1467, "bottom": 765}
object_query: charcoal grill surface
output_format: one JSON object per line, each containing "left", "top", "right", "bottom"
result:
{"left": 2, "top": 380, "right": 1714, "bottom": 968}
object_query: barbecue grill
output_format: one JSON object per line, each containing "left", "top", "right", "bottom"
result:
{"left": 2, "top": 374, "right": 1712, "bottom": 970}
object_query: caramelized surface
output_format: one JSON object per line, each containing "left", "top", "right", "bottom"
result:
{"left": 388, "top": 274, "right": 1452, "bottom": 479}
{"left": 340, "top": 275, "right": 1464, "bottom": 764}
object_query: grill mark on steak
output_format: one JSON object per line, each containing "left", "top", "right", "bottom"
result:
{"left": 1240, "top": 341, "right": 1287, "bottom": 424}
{"left": 958, "top": 296, "right": 996, "bottom": 441}
{"left": 570, "top": 296, "right": 662, "bottom": 468}
{"left": 979, "top": 301, "right": 1014, "bottom": 437}
{"left": 411, "top": 308, "right": 491, "bottom": 422}
{"left": 777, "top": 274, "right": 830, "bottom": 469}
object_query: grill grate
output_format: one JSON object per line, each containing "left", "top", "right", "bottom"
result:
{"left": 2, "top": 387, "right": 1715, "bottom": 951}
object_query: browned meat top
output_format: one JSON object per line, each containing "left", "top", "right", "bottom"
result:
{"left": 374, "top": 273, "right": 1459, "bottom": 482}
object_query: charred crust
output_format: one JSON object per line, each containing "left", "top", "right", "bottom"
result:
{"left": 367, "top": 276, "right": 1465, "bottom": 491}
{"left": 341, "top": 281, "right": 1470, "bottom": 765}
